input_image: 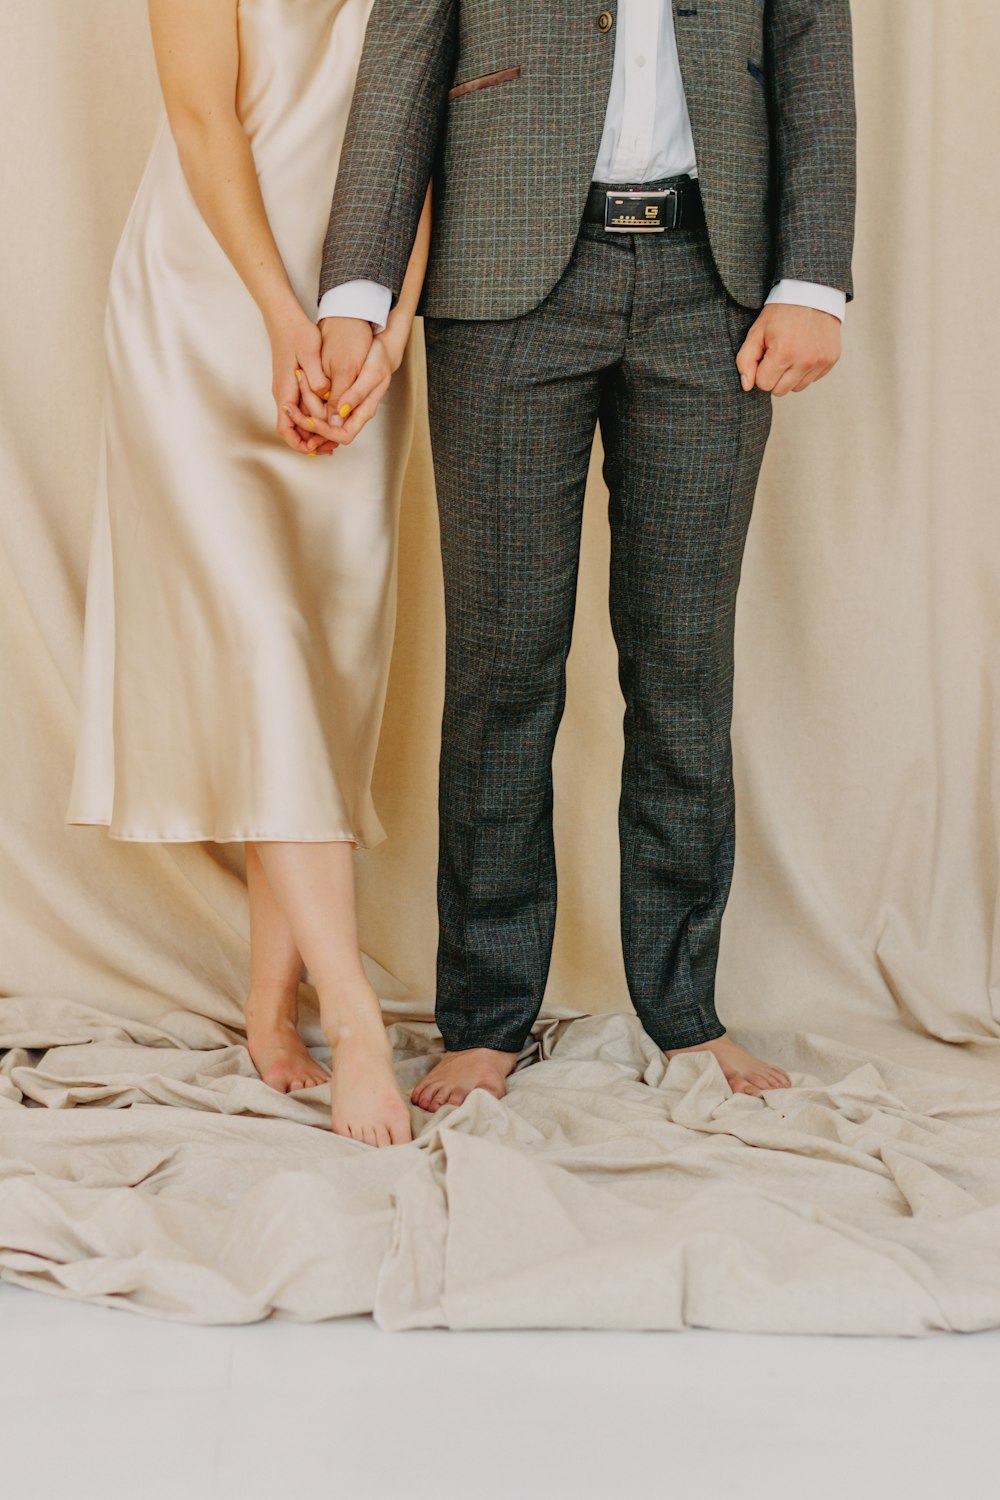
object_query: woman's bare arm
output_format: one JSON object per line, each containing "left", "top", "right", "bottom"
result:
{"left": 380, "top": 183, "right": 433, "bottom": 370}
{"left": 147, "top": 0, "right": 326, "bottom": 450}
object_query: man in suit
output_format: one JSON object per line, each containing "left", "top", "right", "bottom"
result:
{"left": 313, "top": 1, "right": 855, "bottom": 1110}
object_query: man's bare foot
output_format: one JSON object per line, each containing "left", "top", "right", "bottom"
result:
{"left": 664, "top": 1033, "right": 791, "bottom": 1097}
{"left": 324, "top": 984, "right": 412, "bottom": 1147}
{"left": 246, "top": 996, "right": 330, "bottom": 1094}
{"left": 411, "top": 1048, "right": 519, "bottom": 1113}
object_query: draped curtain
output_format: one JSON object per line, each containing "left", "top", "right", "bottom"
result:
{"left": 2, "top": 0, "right": 998, "bottom": 1059}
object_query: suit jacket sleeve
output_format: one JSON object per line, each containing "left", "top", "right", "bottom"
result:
{"left": 766, "top": 0, "right": 857, "bottom": 299}
{"left": 319, "top": 0, "right": 458, "bottom": 306}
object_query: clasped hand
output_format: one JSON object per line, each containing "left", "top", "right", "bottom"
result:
{"left": 736, "top": 302, "right": 842, "bottom": 397}
{"left": 272, "top": 315, "right": 396, "bottom": 456}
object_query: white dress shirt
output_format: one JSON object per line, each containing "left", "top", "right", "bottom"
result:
{"left": 319, "top": 0, "right": 845, "bottom": 328}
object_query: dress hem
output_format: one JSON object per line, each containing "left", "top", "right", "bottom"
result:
{"left": 65, "top": 818, "right": 379, "bottom": 850}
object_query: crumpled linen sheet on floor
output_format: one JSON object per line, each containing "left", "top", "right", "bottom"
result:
{"left": 2, "top": 1013, "right": 999, "bottom": 1334}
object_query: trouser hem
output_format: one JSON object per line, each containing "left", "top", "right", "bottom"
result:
{"left": 645, "top": 1017, "right": 728, "bottom": 1053}
{"left": 437, "top": 1026, "right": 532, "bottom": 1056}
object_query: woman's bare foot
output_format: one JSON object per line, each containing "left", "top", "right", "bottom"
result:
{"left": 246, "top": 994, "right": 330, "bottom": 1094}
{"left": 324, "top": 983, "right": 412, "bottom": 1147}
{"left": 663, "top": 1033, "right": 791, "bottom": 1097}
{"left": 411, "top": 1048, "right": 519, "bottom": 1113}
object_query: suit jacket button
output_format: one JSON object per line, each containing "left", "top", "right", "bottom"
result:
{"left": 597, "top": 10, "right": 614, "bottom": 32}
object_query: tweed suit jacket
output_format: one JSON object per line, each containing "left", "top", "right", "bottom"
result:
{"left": 320, "top": 0, "right": 856, "bottom": 319}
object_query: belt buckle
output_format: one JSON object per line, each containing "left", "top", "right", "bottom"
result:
{"left": 604, "top": 188, "right": 677, "bottom": 233}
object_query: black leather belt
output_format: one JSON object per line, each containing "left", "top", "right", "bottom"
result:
{"left": 584, "top": 177, "right": 705, "bottom": 233}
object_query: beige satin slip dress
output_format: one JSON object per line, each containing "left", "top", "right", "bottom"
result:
{"left": 67, "top": 0, "right": 413, "bottom": 846}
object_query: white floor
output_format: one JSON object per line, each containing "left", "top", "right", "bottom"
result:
{"left": 1, "top": 1283, "right": 992, "bottom": 1500}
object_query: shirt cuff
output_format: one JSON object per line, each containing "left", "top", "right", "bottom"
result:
{"left": 765, "top": 280, "right": 846, "bottom": 322}
{"left": 317, "top": 281, "right": 393, "bottom": 333}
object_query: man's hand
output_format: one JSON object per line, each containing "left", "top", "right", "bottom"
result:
{"left": 736, "top": 304, "right": 842, "bottom": 397}
{"left": 319, "top": 315, "right": 375, "bottom": 422}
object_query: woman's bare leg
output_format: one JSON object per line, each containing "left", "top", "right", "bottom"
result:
{"left": 253, "top": 841, "right": 412, "bottom": 1147}
{"left": 244, "top": 841, "right": 330, "bottom": 1092}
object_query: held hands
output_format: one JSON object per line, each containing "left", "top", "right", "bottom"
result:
{"left": 275, "top": 315, "right": 400, "bottom": 456}
{"left": 736, "top": 303, "right": 842, "bottom": 397}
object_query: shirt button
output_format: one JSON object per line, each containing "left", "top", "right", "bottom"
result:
{"left": 597, "top": 10, "right": 614, "bottom": 32}
{"left": 636, "top": 54, "right": 646, "bottom": 67}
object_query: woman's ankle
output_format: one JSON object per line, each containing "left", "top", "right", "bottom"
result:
{"left": 245, "top": 982, "right": 300, "bottom": 1033}
{"left": 320, "top": 980, "right": 389, "bottom": 1052}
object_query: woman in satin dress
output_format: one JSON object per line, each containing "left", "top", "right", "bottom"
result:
{"left": 67, "top": 0, "right": 429, "bottom": 1147}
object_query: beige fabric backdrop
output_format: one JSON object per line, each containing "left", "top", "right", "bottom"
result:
{"left": 1, "top": 0, "right": 999, "bottom": 1331}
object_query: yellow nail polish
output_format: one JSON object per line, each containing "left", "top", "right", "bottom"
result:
{"left": 321, "top": 391, "right": 332, "bottom": 401}
{"left": 306, "top": 418, "right": 316, "bottom": 430}
{"left": 295, "top": 369, "right": 304, "bottom": 378}
{"left": 339, "top": 403, "right": 352, "bottom": 420}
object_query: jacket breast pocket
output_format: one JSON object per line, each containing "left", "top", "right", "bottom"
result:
{"left": 448, "top": 66, "right": 522, "bottom": 102}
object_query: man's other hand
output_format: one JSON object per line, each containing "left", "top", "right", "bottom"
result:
{"left": 736, "top": 304, "right": 842, "bottom": 397}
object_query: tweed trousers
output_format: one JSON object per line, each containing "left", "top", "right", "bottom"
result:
{"left": 425, "top": 191, "right": 773, "bottom": 1054}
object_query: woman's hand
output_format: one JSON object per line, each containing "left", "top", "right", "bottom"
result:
{"left": 284, "top": 332, "right": 400, "bottom": 451}
{"left": 269, "top": 311, "right": 336, "bottom": 454}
